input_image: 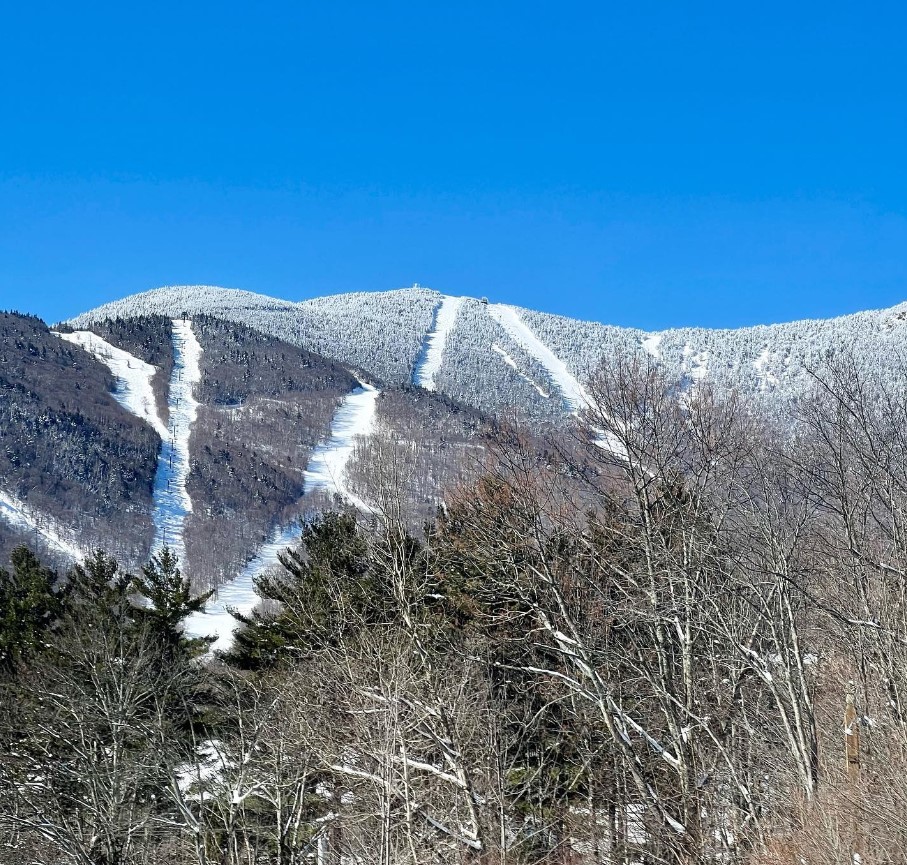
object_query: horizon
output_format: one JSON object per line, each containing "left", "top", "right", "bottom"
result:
{"left": 42, "top": 280, "right": 907, "bottom": 334}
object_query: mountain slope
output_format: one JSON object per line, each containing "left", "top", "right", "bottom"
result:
{"left": 70, "top": 284, "right": 907, "bottom": 422}
{"left": 0, "top": 282, "right": 894, "bottom": 648}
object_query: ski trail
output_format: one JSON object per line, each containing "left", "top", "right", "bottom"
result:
{"left": 491, "top": 343, "right": 550, "bottom": 398}
{"left": 0, "top": 489, "right": 85, "bottom": 561}
{"left": 487, "top": 305, "right": 627, "bottom": 457}
{"left": 487, "top": 304, "right": 591, "bottom": 413}
{"left": 151, "top": 319, "right": 202, "bottom": 562}
{"left": 303, "top": 382, "right": 379, "bottom": 512}
{"left": 55, "top": 331, "right": 168, "bottom": 438}
{"left": 184, "top": 381, "right": 380, "bottom": 651}
{"left": 412, "top": 296, "right": 464, "bottom": 390}
{"left": 183, "top": 520, "right": 301, "bottom": 652}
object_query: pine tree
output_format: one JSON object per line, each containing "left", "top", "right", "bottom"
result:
{"left": 0, "top": 546, "right": 62, "bottom": 672}
{"left": 226, "top": 511, "right": 388, "bottom": 669}
{"left": 64, "top": 548, "right": 134, "bottom": 620}
{"left": 131, "top": 546, "right": 213, "bottom": 656}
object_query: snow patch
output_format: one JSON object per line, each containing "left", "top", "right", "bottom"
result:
{"left": 412, "top": 295, "right": 464, "bottom": 390}
{"left": 488, "top": 304, "right": 591, "bottom": 413}
{"left": 753, "top": 347, "right": 779, "bottom": 391}
{"left": 641, "top": 333, "right": 663, "bottom": 359}
{"left": 151, "top": 320, "right": 202, "bottom": 562}
{"left": 55, "top": 330, "right": 168, "bottom": 438}
{"left": 0, "top": 489, "right": 85, "bottom": 561}
{"left": 491, "top": 343, "right": 550, "bottom": 397}
{"left": 682, "top": 344, "right": 710, "bottom": 384}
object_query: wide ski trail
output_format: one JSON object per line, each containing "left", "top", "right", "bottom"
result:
{"left": 412, "top": 296, "right": 464, "bottom": 390}
{"left": 56, "top": 330, "right": 168, "bottom": 438}
{"left": 302, "top": 382, "right": 379, "bottom": 512}
{"left": 151, "top": 319, "right": 202, "bottom": 562}
{"left": 487, "top": 303, "right": 591, "bottom": 413}
{"left": 184, "top": 380, "right": 380, "bottom": 650}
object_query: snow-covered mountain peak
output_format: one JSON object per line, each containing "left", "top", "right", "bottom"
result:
{"left": 68, "top": 285, "right": 907, "bottom": 424}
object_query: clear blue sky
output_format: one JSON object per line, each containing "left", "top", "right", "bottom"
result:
{"left": 1, "top": 1, "right": 906, "bottom": 329}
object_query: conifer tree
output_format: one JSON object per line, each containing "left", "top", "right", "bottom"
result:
{"left": 64, "top": 548, "right": 134, "bottom": 620}
{"left": 132, "top": 546, "right": 214, "bottom": 656}
{"left": 0, "top": 546, "right": 62, "bottom": 672}
{"left": 226, "top": 511, "right": 388, "bottom": 669}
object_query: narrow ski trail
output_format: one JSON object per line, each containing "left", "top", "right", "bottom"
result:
{"left": 56, "top": 330, "right": 168, "bottom": 438}
{"left": 56, "top": 322, "right": 202, "bottom": 561}
{"left": 491, "top": 343, "right": 550, "bottom": 398}
{"left": 183, "top": 521, "right": 301, "bottom": 653}
{"left": 184, "top": 380, "right": 380, "bottom": 651}
{"left": 412, "top": 296, "right": 463, "bottom": 390}
{"left": 487, "top": 303, "right": 591, "bottom": 413}
{"left": 487, "top": 304, "right": 627, "bottom": 457}
{"left": 0, "top": 489, "right": 85, "bottom": 561}
{"left": 151, "top": 319, "right": 202, "bottom": 562}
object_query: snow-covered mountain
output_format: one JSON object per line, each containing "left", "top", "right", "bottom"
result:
{"left": 4, "top": 283, "right": 907, "bottom": 647}
{"left": 70, "top": 284, "right": 907, "bottom": 421}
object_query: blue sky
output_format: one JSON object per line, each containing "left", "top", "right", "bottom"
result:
{"left": 1, "top": 1, "right": 905, "bottom": 329}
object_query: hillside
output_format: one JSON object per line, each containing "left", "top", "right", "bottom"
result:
{"left": 70, "top": 284, "right": 907, "bottom": 420}
{"left": 2, "top": 283, "right": 906, "bottom": 640}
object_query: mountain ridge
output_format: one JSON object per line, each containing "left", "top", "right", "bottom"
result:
{"left": 68, "top": 283, "right": 907, "bottom": 419}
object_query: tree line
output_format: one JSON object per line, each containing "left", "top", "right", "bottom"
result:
{"left": 3, "top": 355, "right": 907, "bottom": 863}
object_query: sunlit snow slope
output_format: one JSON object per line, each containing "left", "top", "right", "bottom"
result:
{"left": 413, "top": 295, "right": 464, "bottom": 390}
{"left": 183, "top": 520, "right": 301, "bottom": 653}
{"left": 184, "top": 379, "right": 380, "bottom": 650}
{"left": 56, "top": 330, "right": 168, "bottom": 438}
{"left": 488, "top": 303, "right": 591, "bottom": 413}
{"left": 0, "top": 489, "right": 85, "bottom": 562}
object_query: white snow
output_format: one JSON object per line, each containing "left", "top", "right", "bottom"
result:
{"left": 55, "top": 330, "right": 168, "bottom": 438}
{"left": 184, "top": 380, "right": 380, "bottom": 652}
{"left": 57, "top": 322, "right": 202, "bottom": 566}
{"left": 183, "top": 520, "right": 302, "bottom": 653}
{"left": 0, "top": 489, "right": 85, "bottom": 561}
{"left": 151, "top": 320, "right": 202, "bottom": 562}
{"left": 491, "top": 343, "right": 550, "bottom": 397}
{"left": 412, "top": 295, "right": 464, "bottom": 390}
{"left": 641, "top": 333, "right": 663, "bottom": 359}
{"left": 488, "top": 303, "right": 591, "bottom": 413}
{"left": 303, "top": 381, "right": 379, "bottom": 512}
{"left": 682, "top": 344, "right": 710, "bottom": 384}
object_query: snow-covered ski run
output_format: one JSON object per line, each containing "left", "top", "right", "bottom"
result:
{"left": 487, "top": 304, "right": 628, "bottom": 457}
{"left": 412, "top": 295, "right": 464, "bottom": 390}
{"left": 55, "top": 330, "right": 168, "bottom": 438}
{"left": 151, "top": 319, "right": 202, "bottom": 563}
{"left": 491, "top": 342, "right": 550, "bottom": 398}
{"left": 54, "top": 322, "right": 202, "bottom": 565}
{"left": 183, "top": 521, "right": 301, "bottom": 653}
{"left": 487, "top": 303, "right": 591, "bottom": 413}
{"left": 0, "top": 489, "right": 85, "bottom": 562}
{"left": 302, "top": 381, "right": 379, "bottom": 512}
{"left": 184, "top": 380, "right": 380, "bottom": 651}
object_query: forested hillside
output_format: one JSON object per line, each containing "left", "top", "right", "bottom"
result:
{"left": 0, "top": 311, "right": 159, "bottom": 568}
{"left": 2, "top": 355, "right": 906, "bottom": 863}
{"left": 185, "top": 316, "right": 360, "bottom": 587}
{"left": 68, "top": 285, "right": 907, "bottom": 423}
